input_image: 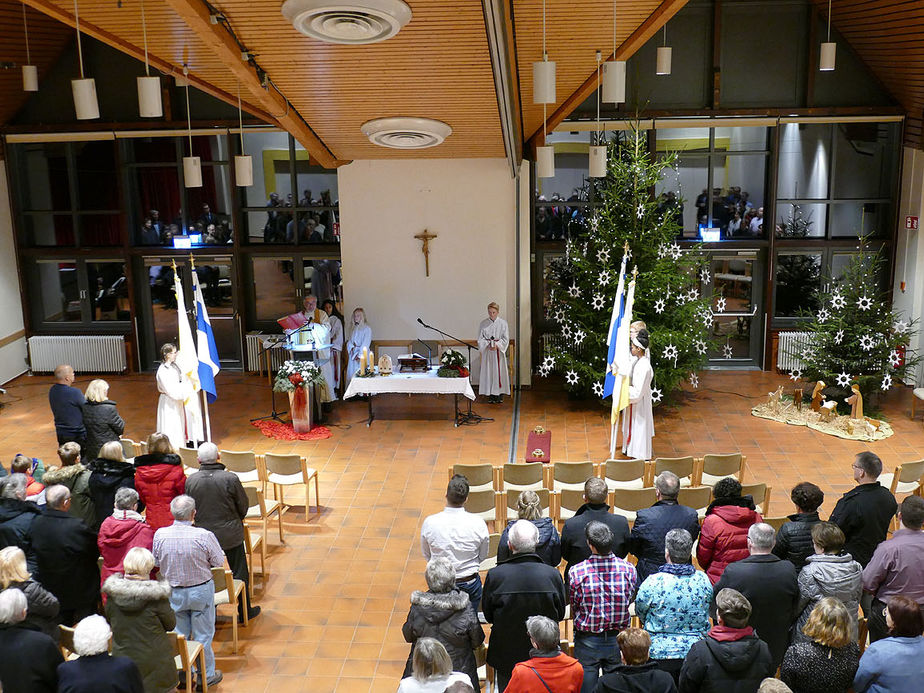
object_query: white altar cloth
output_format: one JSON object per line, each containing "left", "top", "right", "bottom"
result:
{"left": 343, "top": 366, "right": 475, "bottom": 400}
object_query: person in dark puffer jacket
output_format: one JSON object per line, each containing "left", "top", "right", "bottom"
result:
{"left": 697, "top": 478, "right": 762, "bottom": 584}
{"left": 88, "top": 442, "right": 139, "bottom": 532}
{"left": 81, "top": 379, "right": 125, "bottom": 464}
{"left": 132, "top": 433, "right": 185, "bottom": 532}
{"left": 773, "top": 482, "right": 824, "bottom": 570}
{"left": 0, "top": 546, "right": 59, "bottom": 637}
{"left": 402, "top": 556, "right": 484, "bottom": 690}
{"left": 596, "top": 627, "right": 678, "bottom": 693}
{"left": 497, "top": 490, "right": 561, "bottom": 567}
{"left": 0, "top": 474, "right": 42, "bottom": 574}
{"left": 42, "top": 443, "right": 95, "bottom": 529}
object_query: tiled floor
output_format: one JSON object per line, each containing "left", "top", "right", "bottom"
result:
{"left": 2, "top": 369, "right": 923, "bottom": 692}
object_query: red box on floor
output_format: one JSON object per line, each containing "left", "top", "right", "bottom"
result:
{"left": 525, "top": 430, "right": 551, "bottom": 463}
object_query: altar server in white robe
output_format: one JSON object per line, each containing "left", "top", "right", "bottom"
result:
{"left": 155, "top": 343, "right": 194, "bottom": 450}
{"left": 321, "top": 299, "right": 344, "bottom": 396}
{"left": 478, "top": 302, "right": 511, "bottom": 403}
{"left": 622, "top": 328, "right": 654, "bottom": 460}
{"left": 346, "top": 308, "right": 372, "bottom": 385}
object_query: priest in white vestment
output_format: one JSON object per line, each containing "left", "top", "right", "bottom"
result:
{"left": 477, "top": 302, "right": 511, "bottom": 403}
{"left": 155, "top": 343, "right": 194, "bottom": 450}
{"left": 287, "top": 294, "right": 336, "bottom": 403}
{"left": 622, "top": 329, "right": 654, "bottom": 460}
{"left": 346, "top": 308, "right": 372, "bottom": 385}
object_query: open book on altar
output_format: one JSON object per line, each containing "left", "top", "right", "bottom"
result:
{"left": 277, "top": 312, "right": 308, "bottom": 331}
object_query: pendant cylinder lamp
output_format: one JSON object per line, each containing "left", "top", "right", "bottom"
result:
{"left": 72, "top": 78, "right": 99, "bottom": 119}
{"left": 533, "top": 57, "right": 556, "bottom": 104}
{"left": 137, "top": 76, "right": 163, "bottom": 117}
{"left": 22, "top": 65, "right": 38, "bottom": 92}
{"left": 819, "top": 42, "right": 836, "bottom": 71}
{"left": 234, "top": 155, "right": 253, "bottom": 187}
{"left": 656, "top": 46, "right": 672, "bottom": 75}
{"left": 536, "top": 145, "right": 555, "bottom": 178}
{"left": 589, "top": 145, "right": 607, "bottom": 178}
{"left": 183, "top": 156, "right": 202, "bottom": 188}
{"left": 602, "top": 60, "right": 626, "bottom": 103}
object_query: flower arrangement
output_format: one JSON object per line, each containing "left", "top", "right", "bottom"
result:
{"left": 273, "top": 360, "right": 325, "bottom": 392}
{"left": 438, "top": 348, "right": 470, "bottom": 378}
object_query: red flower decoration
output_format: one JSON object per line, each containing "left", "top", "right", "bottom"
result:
{"left": 289, "top": 373, "right": 303, "bottom": 385}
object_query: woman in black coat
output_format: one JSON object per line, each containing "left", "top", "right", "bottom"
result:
{"left": 402, "top": 556, "right": 484, "bottom": 690}
{"left": 497, "top": 490, "right": 561, "bottom": 567}
{"left": 773, "top": 482, "right": 824, "bottom": 570}
{"left": 88, "top": 441, "right": 139, "bottom": 532}
{"left": 83, "top": 379, "right": 125, "bottom": 463}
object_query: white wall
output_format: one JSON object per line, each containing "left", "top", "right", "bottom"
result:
{"left": 338, "top": 158, "right": 520, "bottom": 385}
{"left": 892, "top": 147, "right": 924, "bottom": 385}
{"left": 0, "top": 161, "right": 28, "bottom": 384}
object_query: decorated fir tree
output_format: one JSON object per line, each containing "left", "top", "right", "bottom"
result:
{"left": 540, "top": 129, "right": 714, "bottom": 405}
{"left": 792, "top": 238, "right": 918, "bottom": 405}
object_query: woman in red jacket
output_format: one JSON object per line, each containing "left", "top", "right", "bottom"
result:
{"left": 132, "top": 432, "right": 186, "bottom": 531}
{"left": 697, "top": 477, "right": 763, "bottom": 584}
{"left": 98, "top": 487, "right": 154, "bottom": 592}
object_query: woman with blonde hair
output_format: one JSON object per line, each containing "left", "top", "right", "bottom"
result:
{"left": 346, "top": 307, "right": 372, "bottom": 385}
{"left": 781, "top": 597, "right": 859, "bottom": 693}
{"left": 103, "top": 547, "right": 176, "bottom": 693}
{"left": 82, "top": 378, "right": 124, "bottom": 462}
{"left": 88, "top": 440, "right": 139, "bottom": 531}
{"left": 397, "top": 637, "right": 471, "bottom": 693}
{"left": 496, "top": 490, "right": 561, "bottom": 566}
{"left": 156, "top": 342, "right": 195, "bottom": 450}
{"left": 0, "top": 546, "right": 59, "bottom": 636}
{"left": 132, "top": 432, "right": 185, "bottom": 530}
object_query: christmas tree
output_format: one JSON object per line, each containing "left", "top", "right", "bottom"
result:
{"left": 791, "top": 237, "right": 918, "bottom": 405}
{"left": 540, "top": 129, "right": 714, "bottom": 405}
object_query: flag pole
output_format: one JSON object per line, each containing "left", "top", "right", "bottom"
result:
{"left": 189, "top": 253, "right": 212, "bottom": 442}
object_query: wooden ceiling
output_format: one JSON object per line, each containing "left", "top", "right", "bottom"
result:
{"left": 2, "top": 1, "right": 924, "bottom": 163}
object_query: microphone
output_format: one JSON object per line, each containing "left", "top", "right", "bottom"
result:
{"left": 417, "top": 317, "right": 425, "bottom": 326}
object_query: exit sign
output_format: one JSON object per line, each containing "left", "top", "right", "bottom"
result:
{"left": 907, "top": 216, "right": 920, "bottom": 230}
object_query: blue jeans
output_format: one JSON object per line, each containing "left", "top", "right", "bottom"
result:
{"left": 170, "top": 583, "right": 216, "bottom": 679}
{"left": 574, "top": 631, "right": 622, "bottom": 693}
{"left": 456, "top": 575, "right": 482, "bottom": 619}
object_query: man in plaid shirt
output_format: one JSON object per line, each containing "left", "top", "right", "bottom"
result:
{"left": 568, "top": 520, "right": 638, "bottom": 693}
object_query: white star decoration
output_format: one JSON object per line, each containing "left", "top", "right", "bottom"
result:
{"left": 537, "top": 365, "right": 550, "bottom": 377}
{"left": 882, "top": 373, "right": 892, "bottom": 391}
{"left": 592, "top": 293, "right": 606, "bottom": 311}
{"left": 689, "top": 372, "right": 699, "bottom": 389}
{"left": 716, "top": 297, "right": 727, "bottom": 313}
{"left": 889, "top": 350, "right": 902, "bottom": 368}
{"left": 694, "top": 339, "right": 707, "bottom": 355}
{"left": 541, "top": 355, "right": 555, "bottom": 371}
{"left": 859, "top": 334, "right": 875, "bottom": 351}
{"left": 834, "top": 330, "right": 845, "bottom": 345}
{"left": 589, "top": 216, "right": 600, "bottom": 232}
{"left": 676, "top": 291, "right": 688, "bottom": 306}
{"left": 836, "top": 372, "right": 852, "bottom": 388}
{"left": 686, "top": 288, "right": 699, "bottom": 302}
{"left": 565, "top": 370, "right": 579, "bottom": 386}
{"left": 657, "top": 244, "right": 669, "bottom": 259}
{"left": 818, "top": 308, "right": 831, "bottom": 323}
{"left": 663, "top": 343, "right": 679, "bottom": 363}
{"left": 574, "top": 329, "right": 586, "bottom": 346}
{"left": 723, "top": 344, "right": 733, "bottom": 359}
{"left": 790, "top": 369, "right": 802, "bottom": 382}
{"left": 598, "top": 269, "right": 612, "bottom": 285}
{"left": 857, "top": 295, "right": 873, "bottom": 311}
{"left": 701, "top": 309, "right": 714, "bottom": 328}
{"left": 831, "top": 292, "right": 846, "bottom": 310}
{"left": 651, "top": 387, "right": 663, "bottom": 404}
{"left": 561, "top": 323, "right": 574, "bottom": 340}
{"left": 669, "top": 243, "right": 682, "bottom": 260}
{"left": 596, "top": 246, "right": 610, "bottom": 264}
{"left": 568, "top": 284, "right": 581, "bottom": 298}
{"left": 654, "top": 298, "right": 666, "bottom": 314}
{"left": 700, "top": 267, "right": 711, "bottom": 284}
{"left": 894, "top": 320, "right": 909, "bottom": 334}
{"left": 592, "top": 381, "right": 604, "bottom": 397}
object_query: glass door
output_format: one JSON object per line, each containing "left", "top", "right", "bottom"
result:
{"left": 702, "top": 251, "right": 765, "bottom": 368}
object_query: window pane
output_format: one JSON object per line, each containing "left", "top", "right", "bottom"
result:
{"left": 777, "top": 123, "right": 830, "bottom": 199}
{"left": 74, "top": 141, "right": 118, "bottom": 210}
{"left": 134, "top": 167, "right": 182, "bottom": 245}
{"left": 301, "top": 258, "right": 342, "bottom": 303}
{"left": 87, "top": 261, "right": 128, "bottom": 321}
{"left": 238, "top": 132, "right": 291, "bottom": 207}
{"left": 130, "top": 137, "right": 178, "bottom": 164}
{"left": 190, "top": 135, "right": 228, "bottom": 163}
{"left": 80, "top": 214, "right": 122, "bottom": 246}
{"left": 830, "top": 202, "right": 887, "bottom": 238}
{"left": 535, "top": 203, "right": 587, "bottom": 241}
{"left": 23, "top": 214, "right": 74, "bottom": 246}
{"left": 252, "top": 258, "right": 297, "bottom": 321}
{"left": 655, "top": 156, "right": 707, "bottom": 239}
{"left": 775, "top": 203, "right": 825, "bottom": 238}
{"left": 19, "top": 143, "right": 70, "bottom": 211}
{"left": 714, "top": 126, "right": 769, "bottom": 152}
{"left": 35, "top": 261, "right": 81, "bottom": 322}
{"left": 195, "top": 262, "right": 233, "bottom": 315}
{"left": 185, "top": 164, "right": 233, "bottom": 243}
{"left": 833, "top": 122, "right": 896, "bottom": 199}
{"left": 774, "top": 252, "right": 822, "bottom": 317}
{"left": 722, "top": 155, "right": 766, "bottom": 238}
{"left": 656, "top": 128, "right": 711, "bottom": 153}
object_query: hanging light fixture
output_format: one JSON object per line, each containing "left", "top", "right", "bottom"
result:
{"left": 234, "top": 82, "right": 253, "bottom": 187}
{"left": 535, "top": 0, "right": 554, "bottom": 177}
{"left": 21, "top": 4, "right": 38, "bottom": 92}
{"left": 182, "top": 65, "right": 202, "bottom": 188}
{"left": 137, "top": 0, "right": 162, "bottom": 117}
{"left": 602, "top": 0, "right": 625, "bottom": 103}
{"left": 71, "top": 0, "right": 99, "bottom": 119}
{"left": 589, "top": 51, "right": 607, "bottom": 178}
{"left": 819, "top": 0, "right": 836, "bottom": 71}
{"left": 656, "top": 24, "right": 672, "bottom": 76}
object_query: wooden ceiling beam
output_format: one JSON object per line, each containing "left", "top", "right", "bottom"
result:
{"left": 20, "top": 0, "right": 275, "bottom": 124}
{"left": 525, "top": 0, "right": 690, "bottom": 152}
{"left": 158, "top": 0, "right": 344, "bottom": 168}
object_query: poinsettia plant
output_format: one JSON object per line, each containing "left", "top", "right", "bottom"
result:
{"left": 273, "top": 360, "right": 325, "bottom": 392}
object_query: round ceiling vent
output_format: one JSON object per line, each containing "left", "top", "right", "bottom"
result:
{"left": 361, "top": 117, "right": 453, "bottom": 149}
{"left": 281, "top": 0, "right": 412, "bottom": 45}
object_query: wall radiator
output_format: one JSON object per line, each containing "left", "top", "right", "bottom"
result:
{"left": 245, "top": 333, "right": 287, "bottom": 372}
{"left": 777, "top": 331, "right": 815, "bottom": 371}
{"left": 28, "top": 335, "right": 126, "bottom": 373}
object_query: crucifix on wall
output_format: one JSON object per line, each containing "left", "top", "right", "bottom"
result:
{"left": 414, "top": 229, "right": 437, "bottom": 277}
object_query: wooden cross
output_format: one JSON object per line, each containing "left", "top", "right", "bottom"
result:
{"left": 414, "top": 229, "right": 437, "bottom": 277}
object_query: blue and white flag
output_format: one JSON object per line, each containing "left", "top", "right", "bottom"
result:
{"left": 191, "top": 270, "right": 219, "bottom": 403}
{"left": 602, "top": 252, "right": 628, "bottom": 399}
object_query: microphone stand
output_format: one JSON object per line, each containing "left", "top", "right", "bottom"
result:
{"left": 418, "top": 318, "right": 492, "bottom": 425}
{"left": 250, "top": 335, "right": 287, "bottom": 423}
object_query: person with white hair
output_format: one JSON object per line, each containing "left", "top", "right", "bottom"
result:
{"left": 97, "top": 487, "right": 154, "bottom": 591}
{"left": 0, "top": 587, "right": 63, "bottom": 693}
{"left": 55, "top": 614, "right": 144, "bottom": 693}
{"left": 481, "top": 519, "right": 567, "bottom": 692}
{"left": 0, "top": 473, "right": 42, "bottom": 573}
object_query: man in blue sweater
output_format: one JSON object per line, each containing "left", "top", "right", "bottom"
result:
{"left": 48, "top": 365, "right": 86, "bottom": 454}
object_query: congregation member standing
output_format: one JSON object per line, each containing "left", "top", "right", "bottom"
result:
{"left": 594, "top": 628, "right": 678, "bottom": 693}
{"left": 697, "top": 477, "right": 763, "bottom": 584}
{"left": 861, "top": 495, "right": 924, "bottom": 643}
{"left": 88, "top": 441, "right": 138, "bottom": 532}
{"left": 0, "top": 474, "right": 42, "bottom": 573}
{"left": 55, "top": 615, "right": 144, "bottom": 693}
{"left": 98, "top": 488, "right": 154, "bottom": 589}
{"left": 505, "top": 616, "right": 583, "bottom": 693}
{"left": 0, "top": 545, "right": 59, "bottom": 637}
{"left": 561, "top": 477, "right": 630, "bottom": 588}
{"left": 42, "top": 443, "right": 95, "bottom": 528}
{"left": 0, "top": 587, "right": 63, "bottom": 693}
{"left": 482, "top": 520, "right": 567, "bottom": 692}
{"left": 853, "top": 595, "right": 924, "bottom": 693}
{"left": 185, "top": 442, "right": 260, "bottom": 621}
{"left": 772, "top": 482, "right": 824, "bottom": 570}
{"left": 81, "top": 379, "right": 125, "bottom": 463}
{"left": 712, "top": 523, "right": 799, "bottom": 672}
{"left": 630, "top": 471, "right": 700, "bottom": 585}
{"left": 496, "top": 490, "right": 561, "bottom": 567}
{"left": 31, "top": 485, "right": 99, "bottom": 625}
{"left": 569, "top": 521, "right": 638, "bottom": 693}
{"left": 132, "top": 432, "right": 186, "bottom": 531}
{"left": 152, "top": 495, "right": 225, "bottom": 689}
{"left": 477, "top": 302, "right": 510, "bottom": 404}
{"left": 48, "top": 364, "right": 86, "bottom": 452}
{"left": 780, "top": 598, "right": 860, "bottom": 693}
{"left": 420, "top": 474, "right": 489, "bottom": 615}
